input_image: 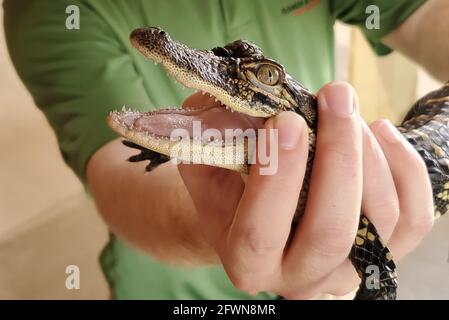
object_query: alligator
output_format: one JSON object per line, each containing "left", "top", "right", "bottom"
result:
{"left": 107, "top": 26, "right": 449, "bottom": 300}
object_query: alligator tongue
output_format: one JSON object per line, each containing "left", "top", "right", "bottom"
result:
{"left": 116, "top": 105, "right": 265, "bottom": 138}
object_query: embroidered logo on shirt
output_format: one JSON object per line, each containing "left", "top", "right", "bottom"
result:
{"left": 281, "top": 0, "right": 321, "bottom": 16}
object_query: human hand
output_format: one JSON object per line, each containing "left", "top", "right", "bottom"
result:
{"left": 178, "top": 81, "right": 434, "bottom": 298}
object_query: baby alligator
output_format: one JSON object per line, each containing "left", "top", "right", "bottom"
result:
{"left": 107, "top": 27, "right": 449, "bottom": 300}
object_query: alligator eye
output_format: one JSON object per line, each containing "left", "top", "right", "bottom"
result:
{"left": 256, "top": 65, "right": 280, "bottom": 85}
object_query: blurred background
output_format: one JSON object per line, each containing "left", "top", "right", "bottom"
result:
{"left": 0, "top": 7, "right": 447, "bottom": 299}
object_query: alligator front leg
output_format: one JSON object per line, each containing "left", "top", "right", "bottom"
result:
{"left": 122, "top": 140, "right": 170, "bottom": 172}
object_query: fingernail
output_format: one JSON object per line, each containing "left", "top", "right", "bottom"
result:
{"left": 273, "top": 111, "right": 304, "bottom": 150}
{"left": 321, "top": 82, "right": 354, "bottom": 117}
{"left": 375, "top": 120, "right": 402, "bottom": 143}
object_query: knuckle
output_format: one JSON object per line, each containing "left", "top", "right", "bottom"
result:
{"left": 421, "top": 216, "right": 435, "bottom": 234}
{"left": 239, "top": 227, "right": 283, "bottom": 257}
{"left": 329, "top": 285, "right": 356, "bottom": 297}
{"left": 407, "top": 212, "right": 434, "bottom": 236}
{"left": 307, "top": 224, "right": 355, "bottom": 260}
{"left": 328, "top": 285, "right": 358, "bottom": 298}
{"left": 230, "top": 275, "right": 262, "bottom": 294}
{"left": 225, "top": 228, "right": 282, "bottom": 293}
{"left": 365, "top": 199, "right": 400, "bottom": 235}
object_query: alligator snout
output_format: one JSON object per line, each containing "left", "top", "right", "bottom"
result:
{"left": 129, "top": 26, "right": 169, "bottom": 50}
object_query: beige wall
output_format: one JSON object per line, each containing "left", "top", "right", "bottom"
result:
{"left": 349, "top": 28, "right": 443, "bottom": 125}
{"left": 0, "top": 8, "right": 109, "bottom": 299}
{"left": 350, "top": 29, "right": 418, "bottom": 123}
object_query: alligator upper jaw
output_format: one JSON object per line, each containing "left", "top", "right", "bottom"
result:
{"left": 129, "top": 27, "right": 231, "bottom": 91}
{"left": 109, "top": 103, "right": 264, "bottom": 140}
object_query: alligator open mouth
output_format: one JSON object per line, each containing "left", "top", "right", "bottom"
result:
{"left": 107, "top": 93, "right": 265, "bottom": 144}
{"left": 107, "top": 92, "right": 266, "bottom": 172}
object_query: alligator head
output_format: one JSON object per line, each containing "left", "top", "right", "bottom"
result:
{"left": 107, "top": 27, "right": 317, "bottom": 172}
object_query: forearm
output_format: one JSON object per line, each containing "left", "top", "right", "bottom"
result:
{"left": 383, "top": 0, "right": 449, "bottom": 82}
{"left": 86, "top": 138, "right": 217, "bottom": 265}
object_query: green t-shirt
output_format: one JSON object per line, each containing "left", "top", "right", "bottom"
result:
{"left": 4, "top": 0, "right": 425, "bottom": 299}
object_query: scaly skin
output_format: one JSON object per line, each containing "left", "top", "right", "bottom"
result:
{"left": 107, "top": 27, "right": 449, "bottom": 300}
